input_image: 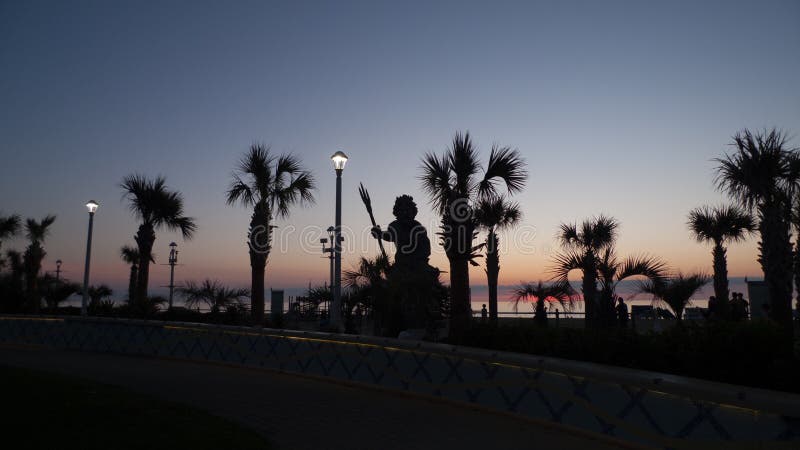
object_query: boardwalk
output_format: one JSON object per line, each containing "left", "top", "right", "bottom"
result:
{"left": 0, "top": 345, "right": 625, "bottom": 450}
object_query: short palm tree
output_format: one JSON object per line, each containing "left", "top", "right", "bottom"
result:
{"left": 178, "top": 279, "right": 249, "bottom": 314}
{"left": 551, "top": 215, "right": 618, "bottom": 327}
{"left": 640, "top": 273, "right": 709, "bottom": 324}
{"left": 41, "top": 275, "right": 80, "bottom": 311}
{"left": 687, "top": 205, "right": 755, "bottom": 316}
{"left": 513, "top": 280, "right": 574, "bottom": 326}
{"left": 715, "top": 128, "right": 798, "bottom": 333}
{"left": 474, "top": 196, "right": 521, "bottom": 324}
{"left": 226, "top": 144, "right": 315, "bottom": 324}
{"left": 597, "top": 249, "right": 667, "bottom": 325}
{"left": 120, "top": 175, "right": 196, "bottom": 303}
{"left": 88, "top": 284, "right": 113, "bottom": 306}
{"left": 22, "top": 215, "right": 56, "bottom": 312}
{"left": 420, "top": 132, "right": 527, "bottom": 337}
{"left": 0, "top": 213, "right": 21, "bottom": 254}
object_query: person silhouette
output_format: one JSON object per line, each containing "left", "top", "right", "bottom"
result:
{"left": 616, "top": 297, "right": 629, "bottom": 328}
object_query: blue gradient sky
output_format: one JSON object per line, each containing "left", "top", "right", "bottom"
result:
{"left": 1, "top": 0, "right": 798, "bottom": 298}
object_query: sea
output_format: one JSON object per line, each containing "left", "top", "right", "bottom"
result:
{"left": 63, "top": 277, "right": 757, "bottom": 317}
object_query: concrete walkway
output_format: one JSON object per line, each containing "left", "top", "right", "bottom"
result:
{"left": 0, "top": 345, "right": 627, "bottom": 450}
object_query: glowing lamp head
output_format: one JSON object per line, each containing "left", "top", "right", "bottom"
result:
{"left": 86, "top": 200, "right": 99, "bottom": 214}
{"left": 331, "top": 151, "right": 348, "bottom": 171}
{"left": 169, "top": 242, "right": 177, "bottom": 249}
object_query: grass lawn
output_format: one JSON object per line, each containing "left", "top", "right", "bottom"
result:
{"left": 0, "top": 365, "right": 272, "bottom": 450}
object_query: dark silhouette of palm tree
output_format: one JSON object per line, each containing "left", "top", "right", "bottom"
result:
{"left": 41, "top": 274, "right": 80, "bottom": 312}
{"left": 87, "top": 284, "right": 113, "bottom": 307}
{"left": 551, "top": 215, "right": 618, "bottom": 327}
{"left": 22, "top": 215, "right": 56, "bottom": 313}
{"left": 120, "top": 245, "right": 139, "bottom": 303}
{"left": 1, "top": 250, "right": 25, "bottom": 312}
{"left": 420, "top": 132, "right": 526, "bottom": 337}
{"left": 513, "top": 280, "right": 574, "bottom": 326}
{"left": 640, "top": 273, "right": 709, "bottom": 324}
{"left": 119, "top": 245, "right": 153, "bottom": 303}
{"left": 597, "top": 250, "right": 667, "bottom": 325}
{"left": 120, "top": 175, "right": 196, "bottom": 303}
{"left": 715, "top": 129, "right": 798, "bottom": 333}
{"left": 226, "top": 144, "right": 316, "bottom": 324}
{"left": 178, "top": 279, "right": 249, "bottom": 314}
{"left": 0, "top": 213, "right": 21, "bottom": 255}
{"left": 474, "top": 196, "right": 521, "bottom": 324}
{"left": 688, "top": 205, "right": 755, "bottom": 317}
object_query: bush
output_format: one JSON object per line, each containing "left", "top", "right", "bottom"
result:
{"left": 451, "top": 321, "right": 800, "bottom": 393}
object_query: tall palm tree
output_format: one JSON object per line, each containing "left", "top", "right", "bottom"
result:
{"left": 551, "top": 215, "right": 618, "bottom": 327}
{"left": 687, "top": 205, "right": 755, "bottom": 317}
{"left": 420, "top": 132, "right": 527, "bottom": 337}
{"left": 513, "top": 280, "right": 574, "bottom": 326}
{"left": 0, "top": 213, "right": 21, "bottom": 255}
{"left": 597, "top": 250, "right": 667, "bottom": 325}
{"left": 178, "top": 279, "right": 249, "bottom": 314}
{"left": 226, "top": 144, "right": 316, "bottom": 324}
{"left": 119, "top": 245, "right": 153, "bottom": 303}
{"left": 640, "top": 273, "right": 709, "bottom": 324}
{"left": 22, "top": 215, "right": 56, "bottom": 312}
{"left": 474, "top": 196, "right": 521, "bottom": 324}
{"left": 715, "top": 129, "right": 798, "bottom": 333}
{"left": 120, "top": 175, "right": 196, "bottom": 303}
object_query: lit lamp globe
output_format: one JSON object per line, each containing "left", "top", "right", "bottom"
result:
{"left": 331, "top": 151, "right": 348, "bottom": 171}
{"left": 86, "top": 200, "right": 99, "bottom": 214}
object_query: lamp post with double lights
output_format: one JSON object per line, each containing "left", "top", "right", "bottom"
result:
{"left": 167, "top": 242, "right": 178, "bottom": 310}
{"left": 320, "top": 226, "right": 335, "bottom": 291}
{"left": 330, "top": 151, "right": 348, "bottom": 330}
{"left": 81, "top": 200, "right": 99, "bottom": 316}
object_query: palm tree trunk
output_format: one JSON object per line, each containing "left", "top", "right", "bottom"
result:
{"left": 449, "top": 257, "right": 471, "bottom": 339}
{"left": 248, "top": 203, "right": 271, "bottom": 325}
{"left": 794, "top": 238, "right": 800, "bottom": 313}
{"left": 712, "top": 241, "right": 729, "bottom": 318}
{"left": 128, "top": 264, "right": 137, "bottom": 304}
{"left": 534, "top": 298, "right": 547, "bottom": 326}
{"left": 134, "top": 223, "right": 156, "bottom": 303}
{"left": 759, "top": 202, "right": 793, "bottom": 337}
{"left": 250, "top": 253, "right": 266, "bottom": 324}
{"left": 485, "top": 230, "right": 499, "bottom": 324}
{"left": 582, "top": 252, "right": 597, "bottom": 327}
{"left": 23, "top": 244, "right": 42, "bottom": 313}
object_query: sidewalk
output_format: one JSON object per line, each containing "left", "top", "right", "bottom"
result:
{"left": 0, "top": 345, "right": 626, "bottom": 450}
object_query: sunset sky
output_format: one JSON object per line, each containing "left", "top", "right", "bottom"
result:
{"left": 1, "top": 0, "right": 798, "bottom": 299}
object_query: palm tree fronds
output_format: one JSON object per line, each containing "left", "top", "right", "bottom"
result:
{"left": 479, "top": 145, "right": 527, "bottom": 198}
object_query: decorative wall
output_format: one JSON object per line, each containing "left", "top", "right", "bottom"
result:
{"left": 1, "top": 316, "right": 797, "bottom": 449}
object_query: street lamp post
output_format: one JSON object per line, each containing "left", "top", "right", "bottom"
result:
{"left": 167, "top": 242, "right": 178, "bottom": 310}
{"left": 81, "top": 200, "right": 99, "bottom": 316}
{"left": 330, "top": 151, "right": 348, "bottom": 331}
{"left": 55, "top": 259, "right": 62, "bottom": 282}
{"left": 320, "top": 226, "right": 335, "bottom": 289}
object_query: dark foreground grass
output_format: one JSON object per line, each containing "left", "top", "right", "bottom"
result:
{"left": 0, "top": 365, "right": 271, "bottom": 450}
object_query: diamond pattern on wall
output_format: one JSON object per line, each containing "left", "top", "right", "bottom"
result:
{"left": 1, "top": 316, "right": 797, "bottom": 449}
